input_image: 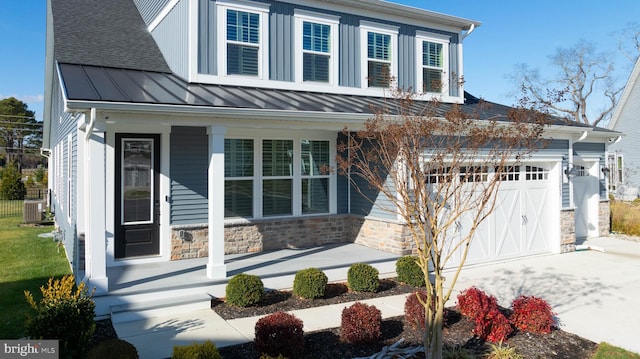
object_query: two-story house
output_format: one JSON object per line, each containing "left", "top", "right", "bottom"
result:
{"left": 44, "top": 0, "right": 617, "bottom": 303}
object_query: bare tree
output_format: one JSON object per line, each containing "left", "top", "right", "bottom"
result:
{"left": 617, "top": 22, "right": 640, "bottom": 64}
{"left": 337, "top": 91, "right": 548, "bottom": 359}
{"left": 512, "top": 40, "right": 623, "bottom": 127}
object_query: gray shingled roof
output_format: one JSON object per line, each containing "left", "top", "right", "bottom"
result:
{"left": 51, "top": 0, "right": 170, "bottom": 73}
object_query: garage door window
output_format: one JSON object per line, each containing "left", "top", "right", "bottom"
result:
{"left": 498, "top": 166, "right": 520, "bottom": 181}
{"left": 525, "top": 166, "right": 549, "bottom": 180}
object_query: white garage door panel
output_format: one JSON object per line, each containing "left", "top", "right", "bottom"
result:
{"left": 445, "top": 164, "right": 553, "bottom": 269}
{"left": 494, "top": 186, "right": 522, "bottom": 259}
{"left": 524, "top": 184, "right": 550, "bottom": 253}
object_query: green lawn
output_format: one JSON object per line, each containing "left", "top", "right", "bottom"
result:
{"left": 0, "top": 215, "right": 71, "bottom": 338}
{"left": 592, "top": 342, "right": 640, "bottom": 359}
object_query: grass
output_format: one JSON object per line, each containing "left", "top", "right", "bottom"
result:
{"left": 592, "top": 342, "right": 640, "bottom": 359}
{"left": 0, "top": 215, "right": 71, "bottom": 338}
{"left": 610, "top": 199, "right": 640, "bottom": 236}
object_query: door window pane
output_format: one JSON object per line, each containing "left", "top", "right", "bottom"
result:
{"left": 122, "top": 139, "right": 153, "bottom": 223}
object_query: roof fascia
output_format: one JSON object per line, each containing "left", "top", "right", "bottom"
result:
{"left": 42, "top": 0, "right": 55, "bottom": 149}
{"left": 609, "top": 57, "right": 640, "bottom": 129}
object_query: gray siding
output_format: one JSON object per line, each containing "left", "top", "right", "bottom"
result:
{"left": 133, "top": 0, "right": 172, "bottom": 26}
{"left": 151, "top": 0, "right": 190, "bottom": 79}
{"left": 397, "top": 25, "right": 415, "bottom": 91}
{"left": 340, "top": 14, "right": 361, "bottom": 88}
{"left": 269, "top": 2, "right": 294, "bottom": 82}
{"left": 170, "top": 127, "right": 209, "bottom": 225}
{"left": 610, "top": 79, "right": 640, "bottom": 190}
{"left": 199, "top": 0, "right": 216, "bottom": 75}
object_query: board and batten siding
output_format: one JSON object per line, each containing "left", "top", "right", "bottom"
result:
{"left": 170, "top": 127, "right": 209, "bottom": 225}
{"left": 133, "top": 0, "right": 173, "bottom": 27}
{"left": 197, "top": 0, "right": 460, "bottom": 92}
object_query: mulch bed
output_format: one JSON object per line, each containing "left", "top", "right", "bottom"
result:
{"left": 90, "top": 278, "right": 599, "bottom": 358}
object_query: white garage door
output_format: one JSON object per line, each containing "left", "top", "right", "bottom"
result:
{"left": 446, "top": 164, "right": 553, "bottom": 268}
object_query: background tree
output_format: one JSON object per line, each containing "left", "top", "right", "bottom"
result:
{"left": 0, "top": 161, "right": 27, "bottom": 200}
{"left": 511, "top": 40, "right": 623, "bottom": 127}
{"left": 337, "top": 91, "right": 548, "bottom": 358}
{"left": 0, "top": 97, "right": 41, "bottom": 171}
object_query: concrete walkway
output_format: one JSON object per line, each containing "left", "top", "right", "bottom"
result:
{"left": 114, "top": 236, "right": 640, "bottom": 358}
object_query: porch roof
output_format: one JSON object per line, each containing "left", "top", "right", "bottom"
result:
{"left": 58, "top": 63, "right": 609, "bottom": 130}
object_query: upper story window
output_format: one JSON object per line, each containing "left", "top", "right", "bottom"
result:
{"left": 360, "top": 21, "right": 398, "bottom": 88}
{"left": 295, "top": 10, "right": 339, "bottom": 85}
{"left": 216, "top": 1, "right": 269, "bottom": 79}
{"left": 416, "top": 32, "right": 450, "bottom": 95}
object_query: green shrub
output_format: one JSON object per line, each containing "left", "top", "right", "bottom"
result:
{"left": 396, "top": 256, "right": 426, "bottom": 287}
{"left": 0, "top": 161, "right": 26, "bottom": 200}
{"left": 443, "top": 345, "right": 475, "bottom": 359}
{"left": 225, "top": 273, "right": 264, "bottom": 307}
{"left": 87, "top": 338, "right": 139, "bottom": 359}
{"left": 24, "top": 275, "right": 96, "bottom": 359}
{"left": 172, "top": 341, "right": 221, "bottom": 359}
{"left": 254, "top": 312, "right": 304, "bottom": 358}
{"left": 340, "top": 302, "right": 381, "bottom": 344}
{"left": 293, "top": 268, "right": 328, "bottom": 299}
{"left": 484, "top": 342, "right": 523, "bottom": 359}
{"left": 347, "top": 263, "right": 379, "bottom": 292}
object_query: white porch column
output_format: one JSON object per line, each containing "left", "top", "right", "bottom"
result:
{"left": 84, "top": 119, "right": 108, "bottom": 294}
{"left": 206, "top": 126, "right": 227, "bottom": 278}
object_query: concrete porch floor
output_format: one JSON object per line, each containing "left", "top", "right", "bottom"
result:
{"left": 94, "top": 243, "right": 401, "bottom": 317}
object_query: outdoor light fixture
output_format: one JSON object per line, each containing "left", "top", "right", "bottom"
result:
{"left": 565, "top": 165, "right": 578, "bottom": 178}
{"left": 601, "top": 166, "right": 611, "bottom": 178}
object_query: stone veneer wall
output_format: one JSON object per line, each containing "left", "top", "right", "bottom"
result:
{"left": 351, "top": 216, "right": 415, "bottom": 255}
{"left": 560, "top": 209, "right": 576, "bottom": 253}
{"left": 599, "top": 200, "right": 610, "bottom": 237}
{"left": 171, "top": 215, "right": 353, "bottom": 260}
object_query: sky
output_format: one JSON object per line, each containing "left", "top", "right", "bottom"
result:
{"left": 1, "top": 1, "right": 640, "bottom": 123}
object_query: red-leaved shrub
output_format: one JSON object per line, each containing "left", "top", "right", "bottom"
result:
{"left": 458, "top": 287, "right": 513, "bottom": 342}
{"left": 474, "top": 307, "right": 513, "bottom": 343}
{"left": 404, "top": 291, "right": 449, "bottom": 330}
{"left": 340, "top": 302, "right": 382, "bottom": 344}
{"left": 510, "top": 295, "right": 556, "bottom": 334}
{"left": 457, "top": 286, "right": 497, "bottom": 319}
{"left": 254, "top": 312, "right": 304, "bottom": 358}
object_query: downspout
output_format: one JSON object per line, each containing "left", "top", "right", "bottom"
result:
{"left": 85, "top": 108, "right": 96, "bottom": 141}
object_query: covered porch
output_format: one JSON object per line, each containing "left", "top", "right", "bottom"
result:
{"left": 93, "top": 243, "right": 401, "bottom": 318}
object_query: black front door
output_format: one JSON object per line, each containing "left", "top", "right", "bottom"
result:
{"left": 115, "top": 134, "right": 160, "bottom": 259}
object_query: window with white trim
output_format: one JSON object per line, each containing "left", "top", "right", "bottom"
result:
{"left": 525, "top": 165, "right": 549, "bottom": 180}
{"left": 416, "top": 32, "right": 450, "bottom": 94}
{"left": 295, "top": 11, "right": 339, "bottom": 84}
{"left": 360, "top": 22, "right": 398, "bottom": 88}
{"left": 217, "top": 1, "right": 269, "bottom": 78}
{"left": 224, "top": 139, "right": 254, "bottom": 218}
{"left": 224, "top": 136, "right": 333, "bottom": 219}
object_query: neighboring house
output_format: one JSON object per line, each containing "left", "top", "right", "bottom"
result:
{"left": 608, "top": 58, "right": 639, "bottom": 200}
{"left": 43, "top": 0, "right": 617, "bottom": 299}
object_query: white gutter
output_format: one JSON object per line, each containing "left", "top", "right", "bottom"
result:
{"left": 85, "top": 108, "right": 96, "bottom": 141}
{"left": 462, "top": 23, "right": 476, "bottom": 40}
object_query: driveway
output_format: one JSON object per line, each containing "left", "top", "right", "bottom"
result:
{"left": 446, "top": 235, "right": 640, "bottom": 354}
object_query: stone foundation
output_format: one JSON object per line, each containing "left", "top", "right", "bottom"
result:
{"left": 170, "top": 226, "right": 209, "bottom": 260}
{"left": 560, "top": 209, "right": 576, "bottom": 253}
{"left": 599, "top": 200, "right": 610, "bottom": 237}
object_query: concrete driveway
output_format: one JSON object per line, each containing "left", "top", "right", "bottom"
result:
{"left": 446, "top": 236, "right": 640, "bottom": 354}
